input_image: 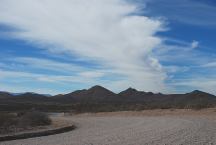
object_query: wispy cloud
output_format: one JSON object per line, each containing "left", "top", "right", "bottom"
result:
{"left": 169, "top": 77, "right": 216, "bottom": 95}
{"left": 154, "top": 39, "right": 203, "bottom": 64}
{"left": 0, "top": 0, "right": 168, "bottom": 92}
{"left": 153, "top": 36, "right": 216, "bottom": 94}
{"left": 0, "top": 69, "right": 102, "bottom": 94}
{"left": 13, "top": 57, "right": 87, "bottom": 74}
{"left": 0, "top": 57, "right": 108, "bottom": 84}
{"left": 202, "top": 61, "right": 216, "bottom": 68}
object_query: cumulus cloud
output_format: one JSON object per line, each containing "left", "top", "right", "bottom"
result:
{"left": 0, "top": 0, "right": 167, "bottom": 92}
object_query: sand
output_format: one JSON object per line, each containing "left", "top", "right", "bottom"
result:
{"left": 1, "top": 109, "right": 215, "bottom": 145}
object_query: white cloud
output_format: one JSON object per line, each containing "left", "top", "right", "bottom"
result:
{"left": 0, "top": 68, "right": 100, "bottom": 84}
{"left": 13, "top": 57, "right": 86, "bottom": 73}
{"left": 79, "top": 71, "right": 105, "bottom": 78}
{"left": 164, "top": 65, "right": 189, "bottom": 73}
{"left": 0, "top": 69, "right": 102, "bottom": 94}
{"left": 191, "top": 40, "right": 199, "bottom": 49}
{"left": 0, "top": 0, "right": 167, "bottom": 92}
{"left": 202, "top": 61, "right": 216, "bottom": 68}
{"left": 155, "top": 39, "right": 205, "bottom": 65}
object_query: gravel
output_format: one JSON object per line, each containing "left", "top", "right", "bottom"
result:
{"left": 1, "top": 115, "right": 215, "bottom": 145}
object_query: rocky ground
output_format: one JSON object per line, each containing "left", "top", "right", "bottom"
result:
{"left": 1, "top": 109, "right": 216, "bottom": 145}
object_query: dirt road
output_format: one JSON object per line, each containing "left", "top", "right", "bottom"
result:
{"left": 1, "top": 111, "right": 216, "bottom": 145}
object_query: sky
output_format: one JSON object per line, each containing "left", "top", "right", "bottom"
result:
{"left": 0, "top": 0, "right": 216, "bottom": 95}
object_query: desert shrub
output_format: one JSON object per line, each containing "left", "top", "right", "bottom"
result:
{"left": 0, "top": 111, "right": 52, "bottom": 134}
{"left": 19, "top": 111, "right": 51, "bottom": 127}
{"left": 0, "top": 113, "right": 18, "bottom": 134}
{"left": 0, "top": 113, "right": 17, "bottom": 127}
{"left": 189, "top": 104, "right": 209, "bottom": 110}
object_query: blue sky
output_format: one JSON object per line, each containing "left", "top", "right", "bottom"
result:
{"left": 0, "top": 0, "right": 216, "bottom": 95}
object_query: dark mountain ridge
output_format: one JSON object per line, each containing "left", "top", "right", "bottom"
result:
{"left": 0, "top": 86, "right": 216, "bottom": 112}
{"left": 0, "top": 91, "right": 13, "bottom": 99}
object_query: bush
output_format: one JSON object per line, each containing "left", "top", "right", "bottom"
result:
{"left": 0, "top": 113, "right": 18, "bottom": 134}
{"left": 0, "top": 111, "right": 52, "bottom": 134}
{"left": 0, "top": 113, "right": 17, "bottom": 127}
{"left": 19, "top": 111, "right": 51, "bottom": 127}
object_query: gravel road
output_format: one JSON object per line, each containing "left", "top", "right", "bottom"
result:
{"left": 1, "top": 115, "right": 215, "bottom": 145}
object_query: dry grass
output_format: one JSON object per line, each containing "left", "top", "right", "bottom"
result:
{"left": 0, "top": 111, "right": 51, "bottom": 135}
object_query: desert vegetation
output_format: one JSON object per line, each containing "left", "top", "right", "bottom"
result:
{"left": 0, "top": 111, "right": 51, "bottom": 135}
{"left": 0, "top": 99, "right": 215, "bottom": 113}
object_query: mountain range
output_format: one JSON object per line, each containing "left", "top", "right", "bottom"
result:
{"left": 0, "top": 85, "right": 216, "bottom": 112}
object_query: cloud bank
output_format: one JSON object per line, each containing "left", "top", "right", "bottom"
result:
{"left": 0, "top": 0, "right": 167, "bottom": 92}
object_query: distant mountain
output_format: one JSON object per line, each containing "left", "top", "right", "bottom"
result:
{"left": 118, "top": 88, "right": 156, "bottom": 102}
{"left": 180, "top": 90, "right": 216, "bottom": 104}
{"left": 50, "top": 86, "right": 216, "bottom": 109}
{"left": 15, "top": 92, "right": 50, "bottom": 100}
{"left": 53, "top": 85, "right": 117, "bottom": 103}
{"left": 12, "top": 92, "right": 52, "bottom": 97}
{"left": 119, "top": 88, "right": 141, "bottom": 96}
{"left": 0, "top": 91, "right": 13, "bottom": 99}
{"left": 0, "top": 86, "right": 216, "bottom": 112}
{"left": 0, "top": 92, "right": 51, "bottom": 103}
{"left": 119, "top": 88, "right": 154, "bottom": 96}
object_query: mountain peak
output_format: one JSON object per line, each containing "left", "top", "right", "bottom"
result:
{"left": 88, "top": 85, "right": 111, "bottom": 92}
{"left": 125, "top": 87, "right": 138, "bottom": 93}
{"left": 119, "top": 87, "right": 140, "bottom": 96}
{"left": 187, "top": 90, "right": 216, "bottom": 98}
{"left": 89, "top": 85, "right": 107, "bottom": 90}
{"left": 190, "top": 90, "right": 206, "bottom": 94}
{"left": 127, "top": 87, "right": 137, "bottom": 91}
